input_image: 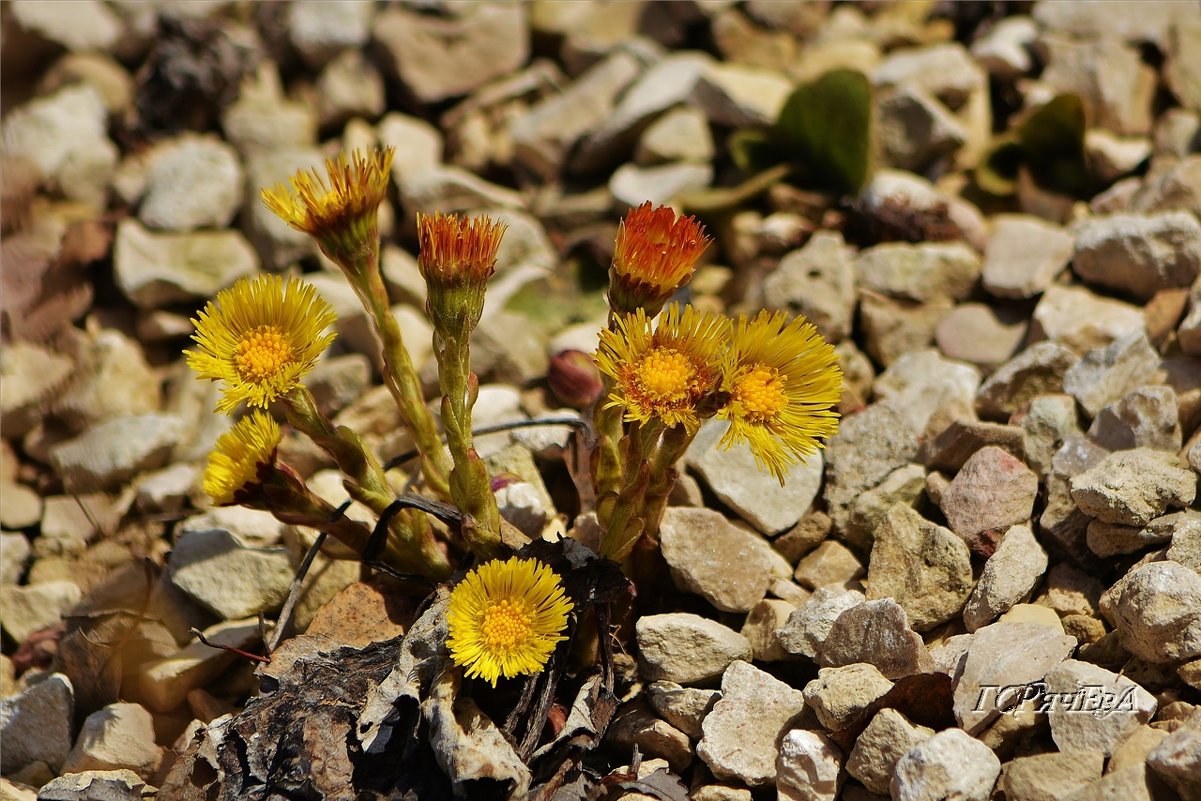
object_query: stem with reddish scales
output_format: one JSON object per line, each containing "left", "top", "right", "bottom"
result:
{"left": 354, "top": 267, "right": 453, "bottom": 501}
{"left": 283, "top": 384, "right": 449, "bottom": 579}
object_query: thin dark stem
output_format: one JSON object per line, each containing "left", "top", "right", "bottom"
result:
{"left": 378, "top": 494, "right": 466, "bottom": 527}
{"left": 364, "top": 497, "right": 395, "bottom": 564}
{"left": 71, "top": 493, "right": 106, "bottom": 538}
{"left": 267, "top": 531, "right": 328, "bottom": 654}
{"left": 360, "top": 560, "right": 439, "bottom": 590}
{"left": 190, "top": 627, "right": 270, "bottom": 664}
{"left": 382, "top": 415, "right": 590, "bottom": 471}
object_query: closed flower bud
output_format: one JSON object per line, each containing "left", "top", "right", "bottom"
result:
{"left": 608, "top": 202, "right": 711, "bottom": 316}
{"left": 548, "top": 349, "right": 603, "bottom": 409}
{"left": 417, "top": 212, "right": 506, "bottom": 338}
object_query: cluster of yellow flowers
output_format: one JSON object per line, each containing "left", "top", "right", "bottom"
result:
{"left": 185, "top": 149, "right": 578, "bottom": 686}
{"left": 598, "top": 203, "right": 842, "bottom": 482}
{"left": 588, "top": 202, "right": 843, "bottom": 564}
{"left": 597, "top": 304, "right": 842, "bottom": 483}
{"left": 180, "top": 147, "right": 842, "bottom": 689}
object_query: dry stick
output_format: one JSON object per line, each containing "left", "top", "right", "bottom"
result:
{"left": 190, "top": 627, "right": 270, "bottom": 664}
{"left": 71, "top": 492, "right": 107, "bottom": 538}
{"left": 503, "top": 666, "right": 543, "bottom": 742}
{"left": 357, "top": 496, "right": 448, "bottom": 588}
{"left": 267, "top": 531, "right": 329, "bottom": 654}
{"left": 262, "top": 498, "right": 355, "bottom": 653}
{"left": 264, "top": 494, "right": 459, "bottom": 655}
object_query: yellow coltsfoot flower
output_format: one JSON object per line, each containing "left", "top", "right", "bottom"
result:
{"left": 718, "top": 310, "right": 843, "bottom": 484}
{"left": 200, "top": 410, "right": 385, "bottom": 562}
{"left": 203, "top": 411, "right": 281, "bottom": 505}
{"left": 609, "top": 202, "right": 711, "bottom": 316}
{"left": 595, "top": 304, "right": 730, "bottom": 434}
{"left": 186, "top": 274, "right": 337, "bottom": 414}
{"left": 446, "top": 557, "right": 574, "bottom": 686}
{"left": 260, "top": 148, "right": 394, "bottom": 271}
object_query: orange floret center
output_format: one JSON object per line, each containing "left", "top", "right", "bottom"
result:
{"left": 733, "top": 365, "right": 787, "bottom": 422}
{"left": 632, "top": 347, "right": 696, "bottom": 405}
{"left": 235, "top": 326, "right": 293, "bottom": 384}
{"left": 480, "top": 599, "right": 534, "bottom": 652}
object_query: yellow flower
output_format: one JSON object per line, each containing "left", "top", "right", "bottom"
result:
{"left": 186, "top": 274, "right": 337, "bottom": 414}
{"left": 718, "top": 310, "right": 842, "bottom": 484}
{"left": 260, "top": 148, "right": 394, "bottom": 268}
{"left": 202, "top": 411, "right": 281, "bottom": 506}
{"left": 446, "top": 557, "right": 574, "bottom": 686}
{"left": 595, "top": 304, "right": 730, "bottom": 433}
{"left": 609, "top": 202, "right": 711, "bottom": 316}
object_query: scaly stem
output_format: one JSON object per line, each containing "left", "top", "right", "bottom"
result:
{"left": 433, "top": 328, "right": 502, "bottom": 559}
{"left": 591, "top": 379, "right": 625, "bottom": 525}
{"left": 623, "top": 425, "right": 691, "bottom": 589}
{"left": 283, "top": 385, "right": 450, "bottom": 579}
{"left": 256, "top": 473, "right": 378, "bottom": 560}
{"left": 353, "top": 263, "right": 453, "bottom": 500}
{"left": 598, "top": 421, "right": 663, "bottom": 562}
{"left": 638, "top": 424, "right": 692, "bottom": 546}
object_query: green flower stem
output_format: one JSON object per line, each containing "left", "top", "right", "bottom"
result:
{"left": 616, "top": 425, "right": 692, "bottom": 587}
{"left": 256, "top": 472, "right": 375, "bottom": 557}
{"left": 598, "top": 420, "right": 663, "bottom": 563}
{"left": 283, "top": 385, "right": 450, "bottom": 579}
{"left": 433, "top": 329, "right": 503, "bottom": 559}
{"left": 352, "top": 264, "right": 453, "bottom": 501}
{"left": 591, "top": 380, "right": 626, "bottom": 525}
{"left": 598, "top": 462, "right": 648, "bottom": 562}
{"left": 593, "top": 314, "right": 630, "bottom": 523}
{"left": 638, "top": 424, "right": 692, "bottom": 545}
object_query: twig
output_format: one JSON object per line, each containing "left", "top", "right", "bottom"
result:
{"left": 190, "top": 627, "right": 270, "bottom": 663}
{"left": 364, "top": 497, "right": 397, "bottom": 563}
{"left": 71, "top": 492, "right": 105, "bottom": 537}
{"left": 357, "top": 496, "right": 445, "bottom": 590}
{"left": 266, "top": 531, "right": 328, "bottom": 654}
{"left": 360, "top": 560, "right": 439, "bottom": 590}
{"left": 377, "top": 493, "right": 466, "bottom": 529}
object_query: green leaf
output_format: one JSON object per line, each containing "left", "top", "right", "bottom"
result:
{"left": 727, "top": 128, "right": 782, "bottom": 174}
{"left": 976, "top": 138, "right": 1024, "bottom": 196}
{"left": 1017, "top": 94, "right": 1094, "bottom": 197}
{"left": 975, "top": 94, "right": 1096, "bottom": 198}
{"left": 1017, "top": 94, "right": 1086, "bottom": 162}
{"left": 774, "top": 69, "right": 873, "bottom": 195}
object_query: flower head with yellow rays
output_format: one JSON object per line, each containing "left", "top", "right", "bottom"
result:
{"left": 186, "top": 274, "right": 337, "bottom": 414}
{"left": 595, "top": 304, "right": 731, "bottom": 433}
{"left": 446, "top": 557, "right": 574, "bottom": 686}
{"left": 260, "top": 148, "right": 394, "bottom": 268}
{"left": 717, "top": 310, "right": 842, "bottom": 484}
{"left": 609, "top": 202, "right": 711, "bottom": 316}
{"left": 203, "top": 411, "right": 282, "bottom": 506}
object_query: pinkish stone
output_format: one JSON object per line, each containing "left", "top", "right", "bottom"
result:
{"left": 939, "top": 446, "right": 1038, "bottom": 555}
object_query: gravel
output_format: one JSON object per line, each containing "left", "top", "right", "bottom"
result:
{"left": 4, "top": 2, "right": 1201, "bottom": 798}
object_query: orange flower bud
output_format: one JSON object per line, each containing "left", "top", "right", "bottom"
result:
{"left": 609, "top": 202, "right": 711, "bottom": 316}
{"left": 416, "top": 212, "right": 507, "bottom": 337}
